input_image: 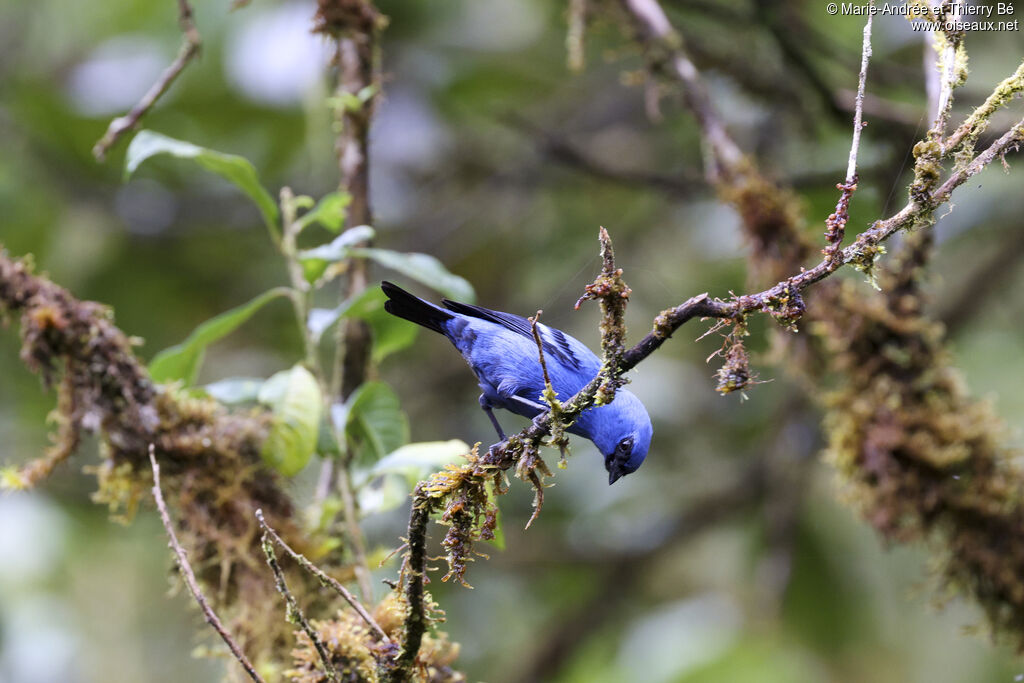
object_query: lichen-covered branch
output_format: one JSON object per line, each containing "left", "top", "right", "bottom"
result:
{"left": 258, "top": 508, "right": 393, "bottom": 645}
{"left": 944, "top": 58, "right": 1024, "bottom": 155}
{"left": 818, "top": 227, "right": 1024, "bottom": 648}
{"left": 391, "top": 487, "right": 432, "bottom": 682}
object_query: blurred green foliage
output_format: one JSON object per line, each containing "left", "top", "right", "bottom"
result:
{"left": 2, "top": 0, "right": 1024, "bottom": 681}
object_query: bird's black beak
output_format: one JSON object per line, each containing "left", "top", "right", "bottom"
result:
{"left": 608, "top": 468, "right": 624, "bottom": 485}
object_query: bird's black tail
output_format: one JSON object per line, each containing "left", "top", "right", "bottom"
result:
{"left": 381, "top": 281, "right": 453, "bottom": 335}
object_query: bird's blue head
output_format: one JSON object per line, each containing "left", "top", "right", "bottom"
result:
{"left": 583, "top": 389, "right": 653, "bottom": 485}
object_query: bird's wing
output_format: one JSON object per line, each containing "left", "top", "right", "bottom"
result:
{"left": 440, "top": 299, "right": 585, "bottom": 370}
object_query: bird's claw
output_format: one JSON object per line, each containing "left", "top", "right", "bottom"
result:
{"left": 487, "top": 439, "right": 509, "bottom": 461}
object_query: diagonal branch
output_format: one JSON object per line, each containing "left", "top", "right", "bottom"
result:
{"left": 258, "top": 510, "right": 393, "bottom": 644}
{"left": 149, "top": 448, "right": 265, "bottom": 683}
{"left": 619, "top": 0, "right": 744, "bottom": 180}
{"left": 92, "top": 0, "right": 202, "bottom": 161}
{"left": 257, "top": 510, "right": 340, "bottom": 683}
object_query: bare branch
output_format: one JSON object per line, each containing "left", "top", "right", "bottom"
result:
{"left": 92, "top": 0, "right": 201, "bottom": 161}
{"left": 149, "top": 448, "right": 265, "bottom": 683}
{"left": 619, "top": 0, "right": 744, "bottom": 179}
{"left": 823, "top": 12, "right": 873, "bottom": 264}
{"left": 846, "top": 11, "right": 872, "bottom": 185}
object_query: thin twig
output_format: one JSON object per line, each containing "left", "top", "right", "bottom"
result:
{"left": 825, "top": 12, "right": 872, "bottom": 262}
{"left": 256, "top": 510, "right": 339, "bottom": 683}
{"left": 92, "top": 0, "right": 201, "bottom": 160}
{"left": 149, "top": 448, "right": 265, "bottom": 683}
{"left": 528, "top": 311, "right": 553, "bottom": 390}
{"left": 257, "top": 510, "right": 393, "bottom": 644}
{"left": 846, "top": 11, "right": 872, "bottom": 185}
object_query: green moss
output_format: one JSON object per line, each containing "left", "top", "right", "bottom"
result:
{"left": 817, "top": 234, "right": 1024, "bottom": 650}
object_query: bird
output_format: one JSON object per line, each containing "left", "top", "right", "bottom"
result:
{"left": 381, "top": 281, "right": 652, "bottom": 484}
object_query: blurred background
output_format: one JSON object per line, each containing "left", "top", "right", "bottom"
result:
{"left": 2, "top": 0, "right": 1024, "bottom": 681}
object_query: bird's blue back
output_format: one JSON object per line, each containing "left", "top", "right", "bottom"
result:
{"left": 440, "top": 302, "right": 601, "bottom": 419}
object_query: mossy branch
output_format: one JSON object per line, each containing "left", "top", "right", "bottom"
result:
{"left": 0, "top": 249, "right": 328, "bottom": 672}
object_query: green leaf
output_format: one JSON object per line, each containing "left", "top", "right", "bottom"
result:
{"left": 364, "top": 303, "right": 418, "bottom": 362}
{"left": 308, "top": 287, "right": 418, "bottom": 361}
{"left": 259, "top": 365, "right": 322, "bottom": 476}
{"left": 337, "top": 381, "right": 409, "bottom": 463}
{"left": 295, "top": 191, "right": 351, "bottom": 234}
{"left": 316, "top": 415, "right": 342, "bottom": 457}
{"left": 203, "top": 377, "right": 265, "bottom": 404}
{"left": 356, "top": 440, "right": 471, "bottom": 517}
{"left": 125, "top": 131, "right": 280, "bottom": 240}
{"left": 297, "top": 224, "right": 376, "bottom": 282}
{"left": 364, "top": 440, "right": 471, "bottom": 486}
{"left": 350, "top": 247, "right": 475, "bottom": 302}
{"left": 358, "top": 476, "right": 411, "bottom": 517}
{"left": 307, "top": 286, "right": 379, "bottom": 344}
{"left": 149, "top": 287, "right": 291, "bottom": 385}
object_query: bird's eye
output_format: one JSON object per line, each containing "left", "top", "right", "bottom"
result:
{"left": 617, "top": 436, "right": 634, "bottom": 454}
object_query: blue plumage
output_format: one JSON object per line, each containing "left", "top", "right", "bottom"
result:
{"left": 382, "top": 281, "right": 653, "bottom": 484}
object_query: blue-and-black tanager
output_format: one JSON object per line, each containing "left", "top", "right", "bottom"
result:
{"left": 381, "top": 281, "right": 653, "bottom": 484}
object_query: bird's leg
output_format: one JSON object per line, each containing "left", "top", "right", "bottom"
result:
{"left": 479, "top": 394, "right": 506, "bottom": 440}
{"left": 508, "top": 395, "right": 545, "bottom": 415}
